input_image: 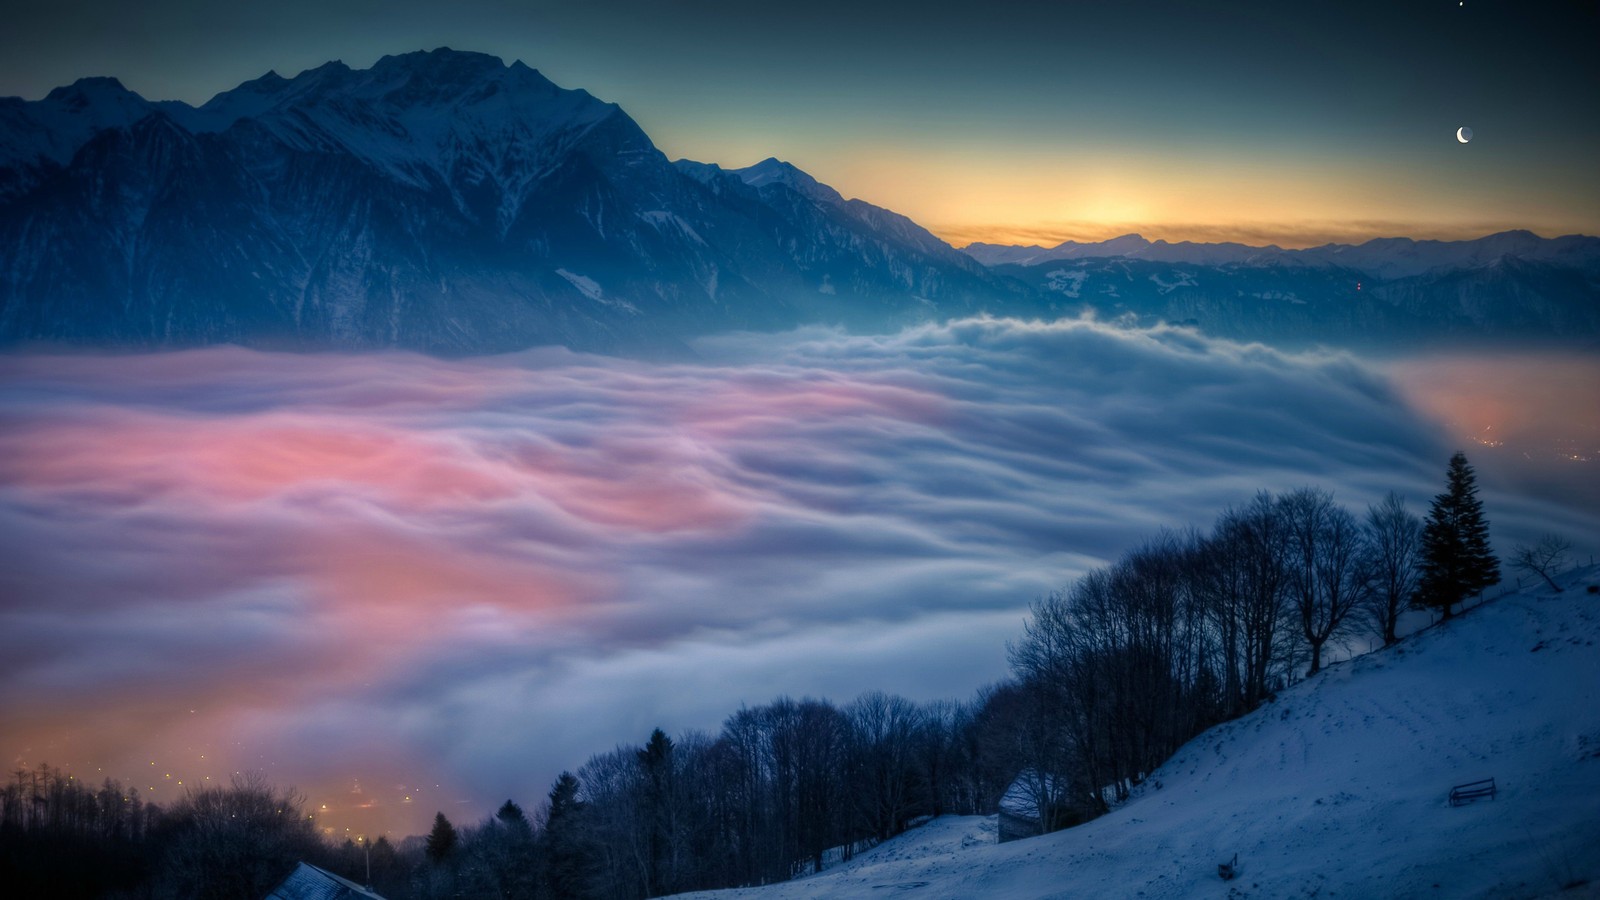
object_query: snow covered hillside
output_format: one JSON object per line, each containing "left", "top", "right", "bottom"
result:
{"left": 674, "top": 569, "right": 1600, "bottom": 899}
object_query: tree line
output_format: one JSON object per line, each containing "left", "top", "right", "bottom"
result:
{"left": 1002, "top": 452, "right": 1500, "bottom": 827}
{"left": 0, "top": 767, "right": 326, "bottom": 899}
{"left": 401, "top": 693, "right": 1015, "bottom": 900}
{"left": 0, "top": 453, "right": 1505, "bottom": 898}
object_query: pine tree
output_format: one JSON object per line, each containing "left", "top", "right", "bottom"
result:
{"left": 1415, "top": 451, "right": 1499, "bottom": 619}
{"left": 542, "top": 772, "right": 593, "bottom": 899}
{"left": 637, "top": 728, "right": 675, "bottom": 896}
{"left": 425, "top": 811, "right": 458, "bottom": 863}
{"left": 496, "top": 798, "right": 528, "bottom": 828}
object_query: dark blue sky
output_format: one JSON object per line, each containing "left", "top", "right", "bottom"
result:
{"left": 4, "top": 0, "right": 1596, "bottom": 245}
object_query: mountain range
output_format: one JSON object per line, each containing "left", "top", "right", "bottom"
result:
{"left": 0, "top": 49, "right": 1025, "bottom": 353}
{"left": 1, "top": 48, "right": 1596, "bottom": 353}
{"left": 961, "top": 229, "right": 1600, "bottom": 279}
{"left": 963, "top": 231, "right": 1600, "bottom": 349}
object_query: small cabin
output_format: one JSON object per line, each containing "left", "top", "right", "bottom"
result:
{"left": 998, "top": 769, "right": 1056, "bottom": 842}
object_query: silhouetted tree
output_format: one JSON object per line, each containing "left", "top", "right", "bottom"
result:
{"left": 1204, "top": 492, "right": 1291, "bottom": 712}
{"left": 497, "top": 798, "right": 529, "bottom": 828}
{"left": 637, "top": 728, "right": 677, "bottom": 896}
{"left": 1512, "top": 533, "right": 1572, "bottom": 593}
{"left": 1281, "top": 488, "right": 1367, "bottom": 676}
{"left": 845, "top": 691, "right": 925, "bottom": 843}
{"left": 1416, "top": 452, "right": 1500, "bottom": 618}
{"left": 1362, "top": 491, "right": 1422, "bottom": 646}
{"left": 542, "top": 772, "right": 595, "bottom": 899}
{"left": 490, "top": 799, "right": 538, "bottom": 899}
{"left": 155, "top": 771, "right": 323, "bottom": 900}
{"left": 366, "top": 835, "right": 403, "bottom": 897}
{"left": 425, "top": 811, "right": 458, "bottom": 863}
{"left": 913, "top": 699, "right": 976, "bottom": 819}
{"left": 0, "top": 764, "right": 156, "bottom": 898}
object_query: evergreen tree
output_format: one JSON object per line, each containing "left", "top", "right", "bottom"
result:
{"left": 637, "top": 728, "right": 675, "bottom": 896}
{"left": 496, "top": 798, "right": 529, "bottom": 829}
{"left": 425, "top": 811, "right": 458, "bottom": 863}
{"left": 542, "top": 772, "right": 594, "bottom": 899}
{"left": 1415, "top": 452, "right": 1500, "bottom": 619}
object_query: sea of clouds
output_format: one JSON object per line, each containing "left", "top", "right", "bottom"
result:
{"left": 1, "top": 316, "right": 1591, "bottom": 835}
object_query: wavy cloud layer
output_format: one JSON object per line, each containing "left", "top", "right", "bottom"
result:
{"left": 1, "top": 318, "right": 1588, "bottom": 836}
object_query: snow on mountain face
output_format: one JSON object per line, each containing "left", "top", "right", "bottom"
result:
{"left": 968, "top": 228, "right": 1600, "bottom": 347}
{"left": 730, "top": 157, "right": 846, "bottom": 205}
{"left": 0, "top": 50, "right": 1025, "bottom": 353}
{"left": 673, "top": 569, "right": 1600, "bottom": 900}
{"left": 2, "top": 50, "right": 1594, "bottom": 353}
{"left": 0, "top": 77, "right": 161, "bottom": 199}
{"left": 180, "top": 48, "right": 623, "bottom": 211}
{"left": 2, "top": 77, "right": 156, "bottom": 161}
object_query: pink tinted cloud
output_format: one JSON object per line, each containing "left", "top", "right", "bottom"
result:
{"left": 3, "top": 331, "right": 1594, "bottom": 837}
{"left": 686, "top": 375, "right": 948, "bottom": 437}
{"left": 0, "top": 403, "right": 753, "bottom": 533}
{"left": 0, "top": 411, "right": 515, "bottom": 507}
{"left": 505, "top": 440, "right": 750, "bottom": 532}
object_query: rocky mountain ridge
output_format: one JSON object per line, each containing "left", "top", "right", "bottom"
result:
{"left": 0, "top": 49, "right": 1026, "bottom": 353}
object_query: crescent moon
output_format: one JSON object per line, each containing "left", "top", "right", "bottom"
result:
{"left": 1456, "top": 126, "right": 1472, "bottom": 144}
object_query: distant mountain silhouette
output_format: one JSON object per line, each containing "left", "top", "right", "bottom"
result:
{"left": 962, "top": 229, "right": 1600, "bottom": 279}
{"left": 963, "top": 232, "right": 1600, "bottom": 348}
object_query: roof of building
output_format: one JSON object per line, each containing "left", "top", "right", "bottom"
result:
{"left": 265, "top": 861, "right": 387, "bottom": 900}
{"left": 999, "top": 768, "right": 1063, "bottom": 820}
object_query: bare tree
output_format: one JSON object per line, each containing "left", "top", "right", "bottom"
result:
{"left": 1362, "top": 491, "right": 1422, "bottom": 646}
{"left": 1209, "top": 492, "right": 1292, "bottom": 707}
{"left": 915, "top": 699, "right": 978, "bottom": 818}
{"left": 845, "top": 691, "right": 925, "bottom": 843}
{"left": 1007, "top": 589, "right": 1095, "bottom": 815}
{"left": 156, "top": 772, "right": 322, "bottom": 900}
{"left": 1512, "top": 533, "right": 1572, "bottom": 592}
{"left": 1280, "top": 488, "right": 1367, "bottom": 676}
{"left": 577, "top": 746, "right": 646, "bottom": 900}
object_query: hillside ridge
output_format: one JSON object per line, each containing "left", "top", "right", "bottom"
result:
{"left": 674, "top": 567, "right": 1600, "bottom": 899}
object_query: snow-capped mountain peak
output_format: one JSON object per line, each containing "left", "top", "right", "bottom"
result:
{"left": 0, "top": 75, "right": 162, "bottom": 198}
{"left": 732, "top": 157, "right": 845, "bottom": 205}
{"left": 1, "top": 51, "right": 1591, "bottom": 353}
{"left": 0, "top": 51, "right": 1023, "bottom": 353}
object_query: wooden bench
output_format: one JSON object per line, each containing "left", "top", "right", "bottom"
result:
{"left": 1449, "top": 777, "right": 1497, "bottom": 806}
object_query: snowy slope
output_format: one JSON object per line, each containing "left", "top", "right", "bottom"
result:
{"left": 674, "top": 568, "right": 1600, "bottom": 899}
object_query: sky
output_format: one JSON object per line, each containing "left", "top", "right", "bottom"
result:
{"left": 1, "top": 0, "right": 1596, "bottom": 247}
{"left": 2, "top": 321, "right": 1596, "bottom": 837}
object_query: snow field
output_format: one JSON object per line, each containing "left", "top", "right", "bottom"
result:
{"left": 674, "top": 568, "right": 1600, "bottom": 899}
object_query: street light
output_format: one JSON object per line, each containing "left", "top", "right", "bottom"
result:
{"left": 356, "top": 834, "right": 370, "bottom": 889}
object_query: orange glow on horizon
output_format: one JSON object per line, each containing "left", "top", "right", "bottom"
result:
{"left": 923, "top": 219, "right": 1578, "bottom": 251}
{"left": 748, "top": 144, "right": 1598, "bottom": 251}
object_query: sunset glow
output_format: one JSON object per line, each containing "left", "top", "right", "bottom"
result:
{"left": 4, "top": 1, "right": 1596, "bottom": 250}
